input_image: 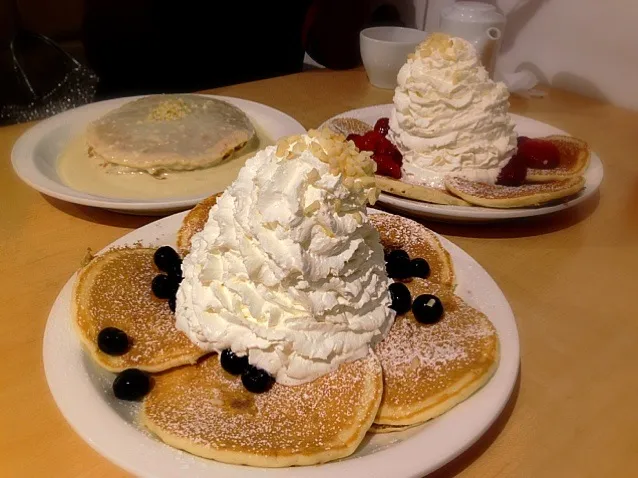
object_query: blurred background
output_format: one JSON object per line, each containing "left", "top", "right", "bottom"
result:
{"left": 1, "top": 0, "right": 637, "bottom": 126}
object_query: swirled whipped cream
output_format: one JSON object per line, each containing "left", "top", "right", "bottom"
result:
{"left": 176, "top": 129, "right": 394, "bottom": 385}
{"left": 389, "top": 33, "right": 517, "bottom": 189}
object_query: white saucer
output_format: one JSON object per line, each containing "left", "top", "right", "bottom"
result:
{"left": 43, "top": 210, "right": 520, "bottom": 477}
{"left": 324, "top": 105, "right": 603, "bottom": 223}
{"left": 12, "top": 95, "right": 305, "bottom": 215}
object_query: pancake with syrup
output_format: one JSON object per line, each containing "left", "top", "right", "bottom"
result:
{"left": 72, "top": 248, "right": 205, "bottom": 372}
{"left": 141, "top": 352, "right": 383, "bottom": 467}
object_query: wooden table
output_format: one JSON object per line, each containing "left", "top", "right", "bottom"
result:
{"left": 1, "top": 69, "right": 638, "bottom": 477}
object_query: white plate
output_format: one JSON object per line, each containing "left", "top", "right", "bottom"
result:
{"left": 43, "top": 210, "right": 519, "bottom": 477}
{"left": 324, "top": 105, "right": 604, "bottom": 223}
{"left": 12, "top": 95, "right": 305, "bottom": 215}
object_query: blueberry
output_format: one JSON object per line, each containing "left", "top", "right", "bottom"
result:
{"left": 152, "top": 274, "right": 178, "bottom": 299}
{"left": 113, "top": 369, "right": 151, "bottom": 401}
{"left": 220, "top": 349, "right": 249, "bottom": 375}
{"left": 388, "top": 282, "right": 411, "bottom": 315}
{"left": 386, "top": 249, "right": 411, "bottom": 279}
{"left": 241, "top": 365, "right": 274, "bottom": 393}
{"left": 168, "top": 296, "right": 176, "bottom": 313}
{"left": 154, "top": 246, "right": 182, "bottom": 275}
{"left": 386, "top": 249, "right": 409, "bottom": 263}
{"left": 412, "top": 294, "right": 444, "bottom": 324}
{"left": 383, "top": 249, "right": 392, "bottom": 262}
{"left": 409, "top": 258, "right": 431, "bottom": 279}
{"left": 170, "top": 267, "right": 183, "bottom": 283}
{"left": 97, "top": 327, "right": 129, "bottom": 356}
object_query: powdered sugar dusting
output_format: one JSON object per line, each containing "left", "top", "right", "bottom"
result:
{"left": 375, "top": 280, "right": 496, "bottom": 408}
{"left": 447, "top": 176, "right": 582, "bottom": 200}
{"left": 369, "top": 213, "right": 453, "bottom": 286}
{"left": 143, "top": 353, "right": 381, "bottom": 457}
{"left": 76, "top": 248, "right": 202, "bottom": 369}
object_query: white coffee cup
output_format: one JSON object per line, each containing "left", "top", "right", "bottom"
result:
{"left": 360, "top": 27, "right": 427, "bottom": 89}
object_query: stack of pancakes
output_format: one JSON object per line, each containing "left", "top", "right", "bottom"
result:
{"left": 326, "top": 118, "right": 590, "bottom": 209}
{"left": 72, "top": 200, "right": 499, "bottom": 467}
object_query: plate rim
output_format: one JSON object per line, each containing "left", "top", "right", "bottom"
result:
{"left": 43, "top": 209, "right": 520, "bottom": 477}
{"left": 323, "top": 105, "right": 604, "bottom": 222}
{"left": 11, "top": 95, "right": 306, "bottom": 213}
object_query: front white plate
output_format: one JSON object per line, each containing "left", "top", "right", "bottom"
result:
{"left": 12, "top": 95, "right": 306, "bottom": 214}
{"left": 43, "top": 210, "right": 519, "bottom": 477}
{"left": 324, "top": 105, "right": 603, "bottom": 223}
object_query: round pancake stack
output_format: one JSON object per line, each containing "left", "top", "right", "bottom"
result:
{"left": 86, "top": 94, "right": 256, "bottom": 173}
{"left": 325, "top": 117, "right": 590, "bottom": 208}
{"left": 71, "top": 200, "right": 500, "bottom": 467}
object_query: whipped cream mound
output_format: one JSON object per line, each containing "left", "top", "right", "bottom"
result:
{"left": 389, "top": 33, "right": 517, "bottom": 189}
{"left": 176, "top": 129, "right": 395, "bottom": 386}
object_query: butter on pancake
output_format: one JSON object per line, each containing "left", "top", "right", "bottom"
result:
{"left": 86, "top": 94, "right": 255, "bottom": 173}
{"left": 72, "top": 248, "right": 205, "bottom": 372}
{"left": 141, "top": 353, "right": 383, "bottom": 467}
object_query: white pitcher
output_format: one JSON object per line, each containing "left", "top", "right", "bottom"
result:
{"left": 439, "top": 1, "right": 506, "bottom": 77}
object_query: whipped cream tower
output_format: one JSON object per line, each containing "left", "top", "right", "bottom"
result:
{"left": 389, "top": 33, "right": 517, "bottom": 189}
{"left": 176, "top": 129, "right": 394, "bottom": 385}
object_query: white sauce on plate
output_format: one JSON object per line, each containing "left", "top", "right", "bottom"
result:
{"left": 57, "top": 125, "right": 272, "bottom": 200}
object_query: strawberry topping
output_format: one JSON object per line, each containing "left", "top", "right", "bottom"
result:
{"left": 346, "top": 117, "right": 403, "bottom": 179}
{"left": 518, "top": 138, "right": 560, "bottom": 169}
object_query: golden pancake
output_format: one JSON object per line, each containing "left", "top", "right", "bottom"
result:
{"left": 73, "top": 248, "right": 205, "bottom": 372}
{"left": 375, "top": 174, "right": 472, "bottom": 206}
{"left": 176, "top": 194, "right": 220, "bottom": 255}
{"left": 526, "top": 135, "right": 590, "bottom": 182}
{"left": 445, "top": 176, "right": 585, "bottom": 208}
{"left": 325, "top": 117, "right": 372, "bottom": 137}
{"left": 369, "top": 212, "right": 455, "bottom": 288}
{"left": 86, "top": 94, "right": 255, "bottom": 172}
{"left": 367, "top": 422, "right": 421, "bottom": 434}
{"left": 373, "top": 280, "right": 499, "bottom": 427}
{"left": 141, "top": 353, "right": 383, "bottom": 467}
